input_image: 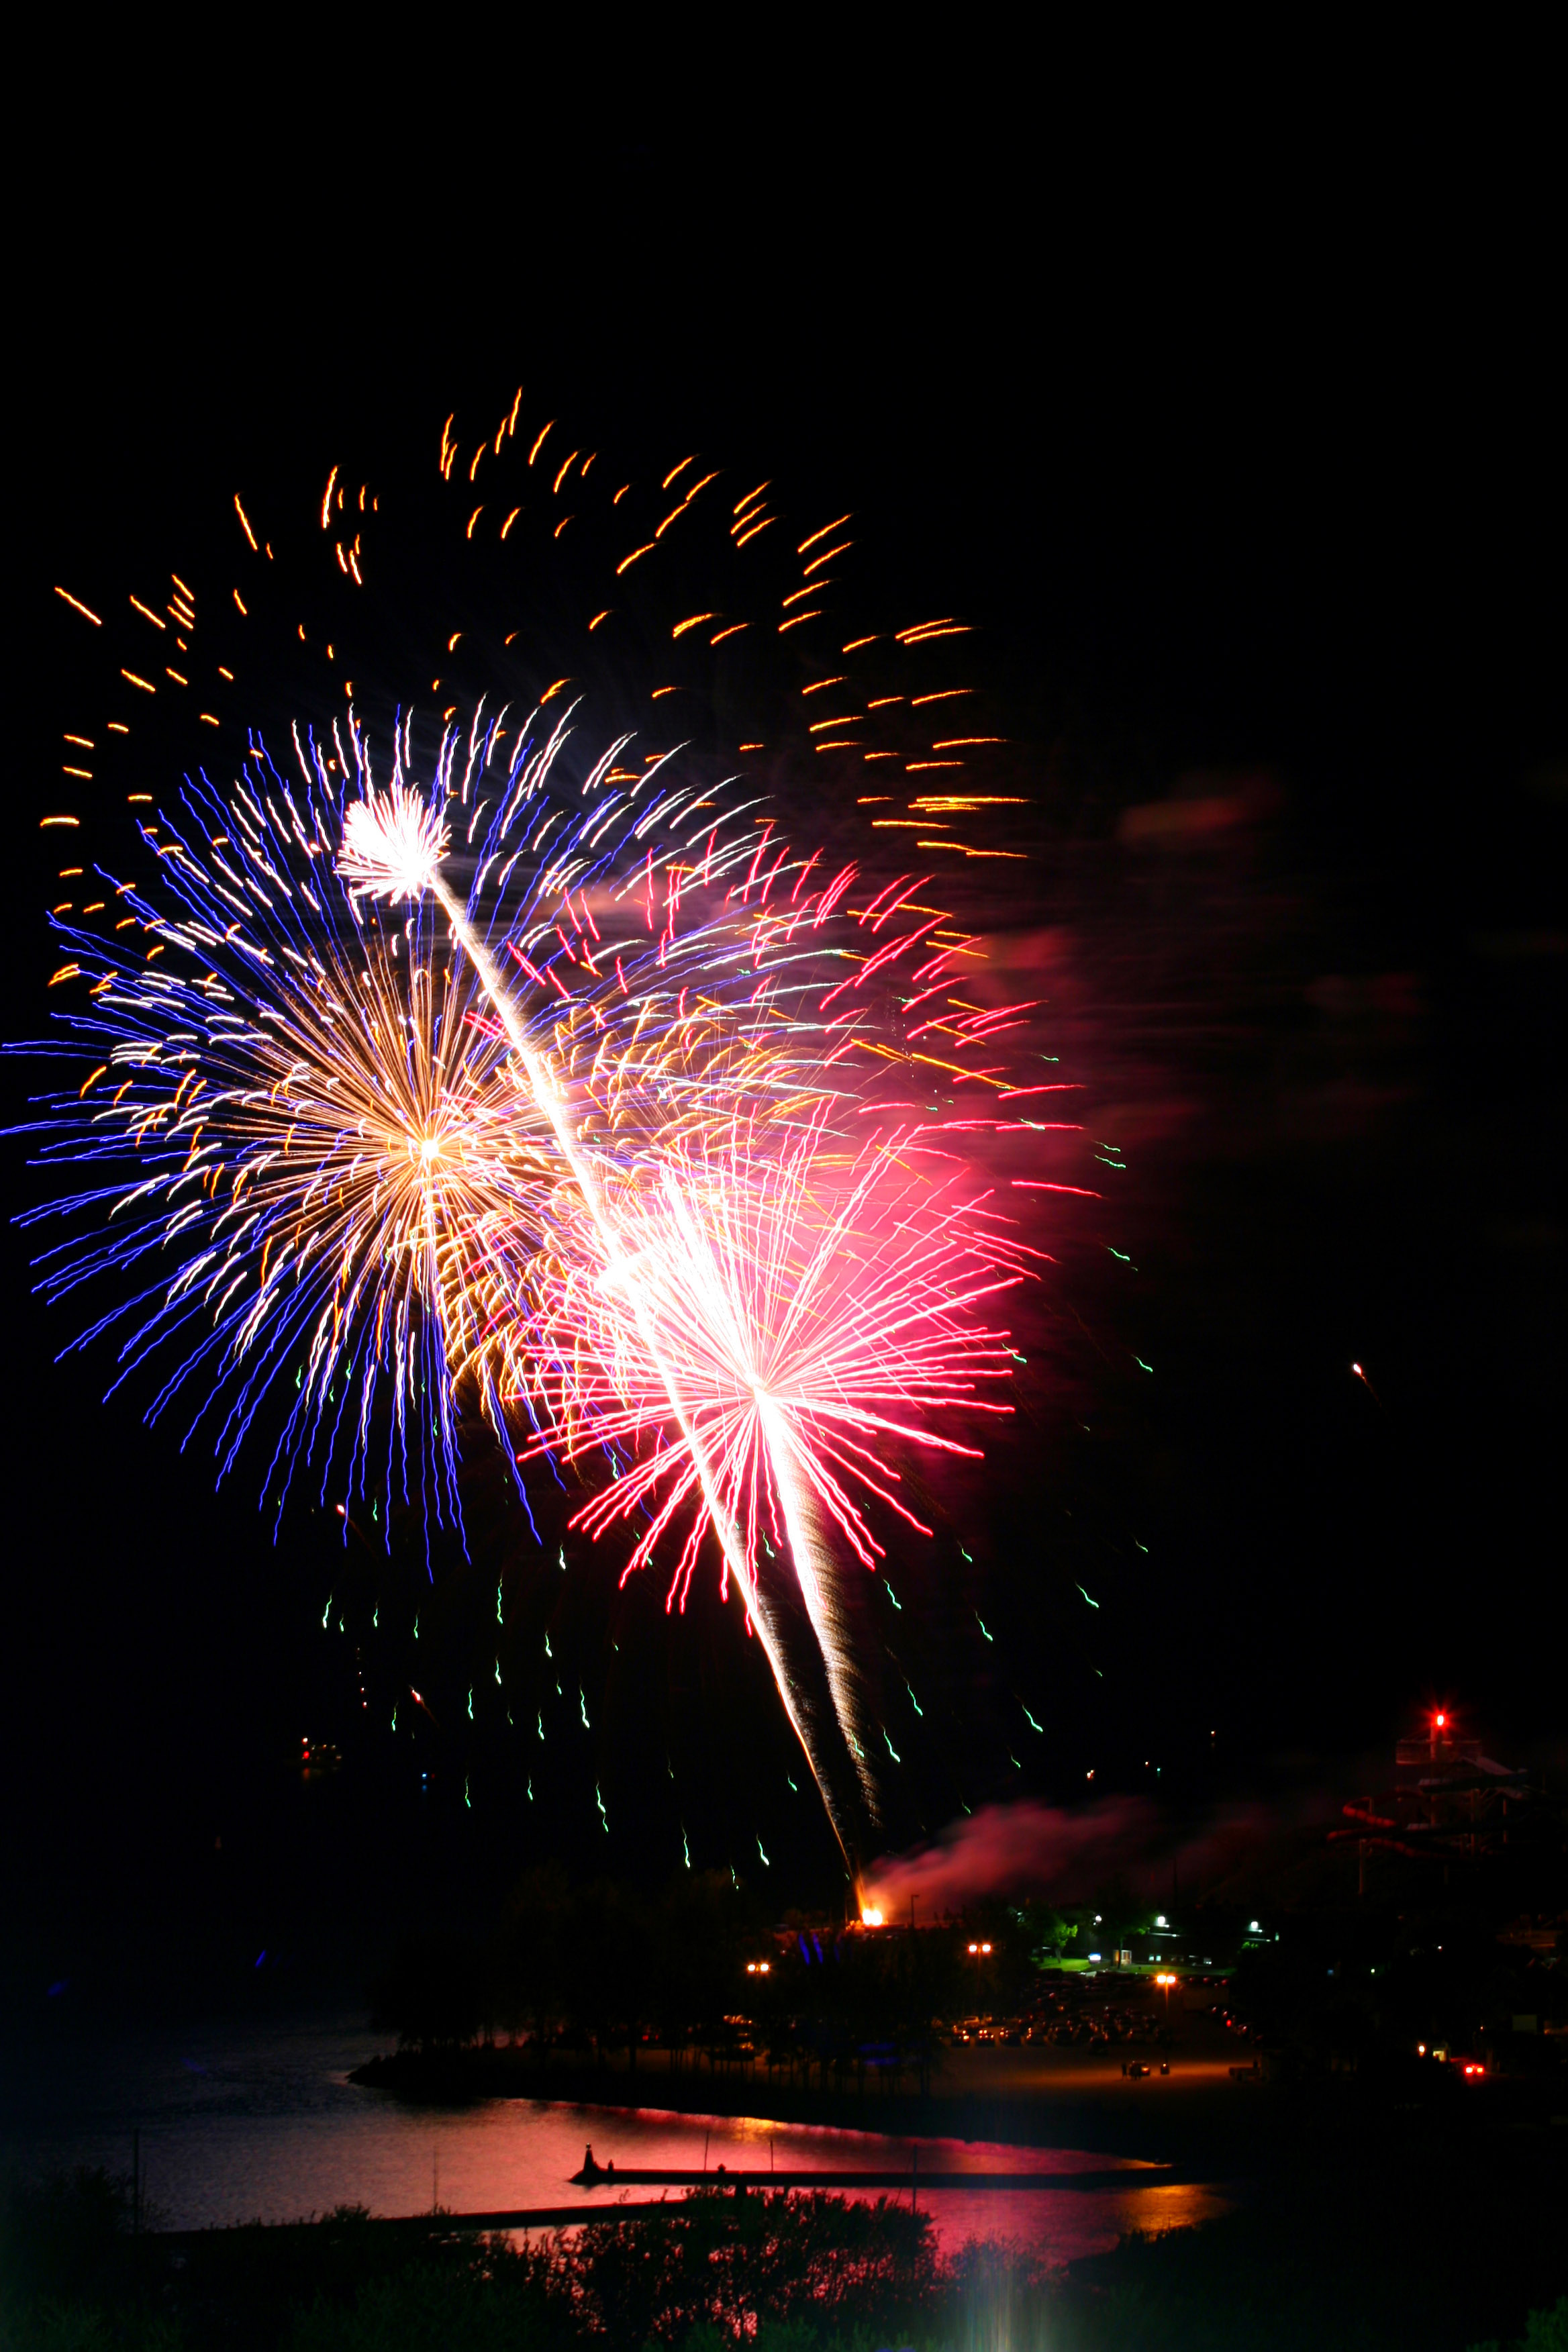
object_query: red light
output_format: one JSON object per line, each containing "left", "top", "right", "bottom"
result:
{"left": 1435, "top": 1712, "right": 1447, "bottom": 1728}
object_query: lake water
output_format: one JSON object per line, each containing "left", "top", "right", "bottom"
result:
{"left": 0, "top": 2013, "right": 1230, "bottom": 2260}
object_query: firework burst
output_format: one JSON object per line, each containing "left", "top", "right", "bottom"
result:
{"left": 338, "top": 783, "right": 450, "bottom": 904}
{"left": 26, "top": 387, "right": 1092, "bottom": 1873}
{"left": 507, "top": 1105, "right": 1037, "bottom": 1858}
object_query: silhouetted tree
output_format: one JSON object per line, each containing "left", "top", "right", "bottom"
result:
{"left": 371, "top": 1930, "right": 485, "bottom": 2053}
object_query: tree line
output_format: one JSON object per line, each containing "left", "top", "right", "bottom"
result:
{"left": 369, "top": 1869, "right": 1036, "bottom": 2086}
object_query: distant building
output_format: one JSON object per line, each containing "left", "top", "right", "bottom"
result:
{"left": 1331, "top": 1710, "right": 1551, "bottom": 1894}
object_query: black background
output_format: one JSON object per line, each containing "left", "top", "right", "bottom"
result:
{"left": 5, "top": 89, "right": 1561, "bottom": 2006}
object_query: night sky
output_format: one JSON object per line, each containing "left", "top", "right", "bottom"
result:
{"left": 6, "top": 120, "right": 1561, "bottom": 2005}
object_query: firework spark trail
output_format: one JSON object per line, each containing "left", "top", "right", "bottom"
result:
{"left": 511, "top": 1106, "right": 1037, "bottom": 1861}
{"left": 337, "top": 775, "right": 851, "bottom": 1850}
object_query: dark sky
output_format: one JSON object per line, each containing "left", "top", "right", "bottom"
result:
{"left": 6, "top": 114, "right": 1561, "bottom": 2000}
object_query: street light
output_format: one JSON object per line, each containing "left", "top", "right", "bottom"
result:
{"left": 1155, "top": 1970, "right": 1177, "bottom": 2024}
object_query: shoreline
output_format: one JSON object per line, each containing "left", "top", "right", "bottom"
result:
{"left": 346, "top": 2041, "right": 1299, "bottom": 2171}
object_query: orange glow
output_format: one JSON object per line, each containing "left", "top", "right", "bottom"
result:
{"left": 798, "top": 513, "right": 851, "bottom": 554}
{"left": 55, "top": 587, "right": 103, "bottom": 626}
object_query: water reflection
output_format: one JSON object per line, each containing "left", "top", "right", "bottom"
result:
{"left": 1, "top": 2016, "right": 1232, "bottom": 2261}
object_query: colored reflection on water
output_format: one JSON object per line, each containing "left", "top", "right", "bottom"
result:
{"left": 1, "top": 2014, "right": 1234, "bottom": 2260}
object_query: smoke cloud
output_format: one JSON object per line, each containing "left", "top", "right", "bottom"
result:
{"left": 861, "top": 1797, "right": 1153, "bottom": 1917}
{"left": 861, "top": 1790, "right": 1337, "bottom": 1918}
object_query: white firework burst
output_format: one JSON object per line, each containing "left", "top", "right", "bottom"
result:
{"left": 337, "top": 784, "right": 450, "bottom": 903}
